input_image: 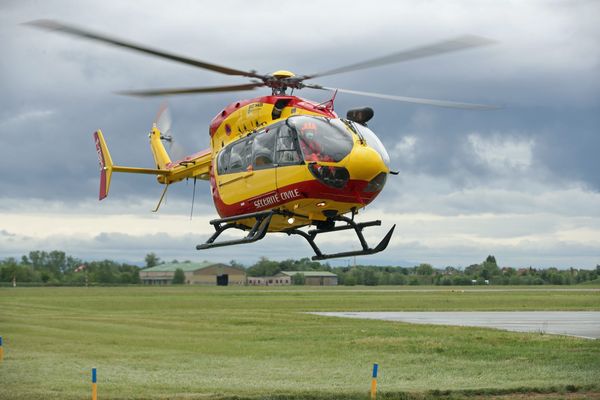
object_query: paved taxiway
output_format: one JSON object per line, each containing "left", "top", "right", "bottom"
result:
{"left": 311, "top": 311, "right": 600, "bottom": 339}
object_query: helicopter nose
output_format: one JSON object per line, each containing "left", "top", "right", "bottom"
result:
{"left": 345, "top": 144, "right": 388, "bottom": 182}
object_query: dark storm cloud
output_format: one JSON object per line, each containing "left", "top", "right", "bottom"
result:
{"left": 2, "top": 0, "right": 598, "bottom": 205}
{"left": 1, "top": 0, "right": 599, "bottom": 267}
{"left": 368, "top": 105, "right": 600, "bottom": 193}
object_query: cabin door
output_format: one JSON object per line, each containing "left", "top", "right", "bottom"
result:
{"left": 274, "top": 124, "right": 305, "bottom": 194}
{"left": 216, "top": 133, "right": 277, "bottom": 213}
{"left": 246, "top": 128, "right": 278, "bottom": 210}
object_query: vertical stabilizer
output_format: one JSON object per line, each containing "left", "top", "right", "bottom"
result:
{"left": 94, "top": 130, "right": 113, "bottom": 200}
{"left": 149, "top": 125, "right": 172, "bottom": 170}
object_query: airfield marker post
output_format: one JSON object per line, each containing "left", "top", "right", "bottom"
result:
{"left": 0, "top": 336, "right": 3, "bottom": 361}
{"left": 370, "top": 363, "right": 378, "bottom": 400}
{"left": 92, "top": 367, "right": 97, "bottom": 400}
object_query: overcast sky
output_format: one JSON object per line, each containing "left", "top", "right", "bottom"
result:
{"left": 1, "top": 0, "right": 599, "bottom": 268}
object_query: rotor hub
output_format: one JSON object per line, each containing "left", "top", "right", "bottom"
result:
{"left": 271, "top": 70, "right": 296, "bottom": 79}
{"left": 264, "top": 70, "right": 304, "bottom": 95}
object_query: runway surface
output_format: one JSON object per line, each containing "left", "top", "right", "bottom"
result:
{"left": 310, "top": 311, "right": 600, "bottom": 339}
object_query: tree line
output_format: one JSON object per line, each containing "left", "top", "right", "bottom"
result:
{"left": 0, "top": 251, "right": 140, "bottom": 285}
{"left": 245, "top": 255, "right": 600, "bottom": 286}
{"left": 1, "top": 251, "right": 598, "bottom": 286}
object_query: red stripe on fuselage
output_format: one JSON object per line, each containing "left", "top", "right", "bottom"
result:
{"left": 166, "top": 148, "right": 210, "bottom": 169}
{"left": 210, "top": 174, "right": 381, "bottom": 218}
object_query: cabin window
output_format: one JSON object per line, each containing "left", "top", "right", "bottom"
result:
{"left": 228, "top": 139, "right": 253, "bottom": 173}
{"left": 217, "top": 138, "right": 253, "bottom": 175}
{"left": 217, "top": 121, "right": 303, "bottom": 175}
{"left": 252, "top": 128, "right": 276, "bottom": 169}
{"left": 216, "top": 147, "right": 231, "bottom": 175}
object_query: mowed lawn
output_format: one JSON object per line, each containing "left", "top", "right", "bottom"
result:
{"left": 0, "top": 286, "right": 599, "bottom": 400}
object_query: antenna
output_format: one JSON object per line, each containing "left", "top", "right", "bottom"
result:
{"left": 190, "top": 177, "right": 197, "bottom": 220}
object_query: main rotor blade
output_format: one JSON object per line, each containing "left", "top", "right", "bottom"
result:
{"left": 116, "top": 82, "right": 265, "bottom": 97}
{"left": 303, "top": 35, "right": 496, "bottom": 80}
{"left": 25, "top": 19, "right": 265, "bottom": 80}
{"left": 305, "top": 84, "right": 499, "bottom": 110}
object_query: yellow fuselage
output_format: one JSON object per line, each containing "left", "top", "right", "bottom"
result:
{"left": 208, "top": 95, "right": 389, "bottom": 231}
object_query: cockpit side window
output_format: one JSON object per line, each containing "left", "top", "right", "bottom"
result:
{"left": 252, "top": 128, "right": 276, "bottom": 169}
{"left": 275, "top": 125, "right": 302, "bottom": 165}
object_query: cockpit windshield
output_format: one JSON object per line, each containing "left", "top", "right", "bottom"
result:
{"left": 288, "top": 116, "right": 354, "bottom": 162}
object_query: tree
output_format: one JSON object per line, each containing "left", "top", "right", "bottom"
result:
{"left": 47, "top": 250, "right": 67, "bottom": 275}
{"left": 363, "top": 269, "right": 378, "bottom": 286}
{"left": 445, "top": 266, "right": 459, "bottom": 275}
{"left": 172, "top": 268, "right": 185, "bottom": 284}
{"left": 390, "top": 272, "right": 406, "bottom": 285}
{"left": 464, "top": 263, "right": 481, "bottom": 276}
{"left": 145, "top": 253, "right": 160, "bottom": 269}
{"left": 378, "top": 272, "right": 391, "bottom": 285}
{"left": 343, "top": 274, "right": 357, "bottom": 286}
{"left": 229, "top": 260, "right": 245, "bottom": 269}
{"left": 246, "top": 257, "right": 281, "bottom": 277}
{"left": 486, "top": 255, "right": 497, "bottom": 264}
{"left": 95, "top": 263, "right": 116, "bottom": 284}
{"left": 416, "top": 263, "right": 434, "bottom": 276}
{"left": 291, "top": 273, "right": 305, "bottom": 285}
{"left": 0, "top": 258, "right": 36, "bottom": 283}
{"left": 481, "top": 255, "right": 500, "bottom": 280}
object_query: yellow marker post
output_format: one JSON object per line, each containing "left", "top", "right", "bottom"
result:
{"left": 92, "top": 368, "right": 97, "bottom": 400}
{"left": 370, "top": 363, "right": 378, "bottom": 400}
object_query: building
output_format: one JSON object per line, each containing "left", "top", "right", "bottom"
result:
{"left": 275, "top": 271, "right": 338, "bottom": 286}
{"left": 247, "top": 275, "right": 291, "bottom": 286}
{"left": 139, "top": 262, "right": 246, "bottom": 286}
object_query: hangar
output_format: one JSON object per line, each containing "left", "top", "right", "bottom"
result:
{"left": 139, "top": 262, "right": 246, "bottom": 286}
{"left": 276, "top": 271, "right": 338, "bottom": 286}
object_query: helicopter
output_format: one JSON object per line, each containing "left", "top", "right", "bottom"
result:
{"left": 28, "top": 20, "right": 497, "bottom": 260}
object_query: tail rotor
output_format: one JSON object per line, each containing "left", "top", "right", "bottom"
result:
{"left": 154, "top": 102, "right": 186, "bottom": 161}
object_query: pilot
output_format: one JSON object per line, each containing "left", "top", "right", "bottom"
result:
{"left": 299, "top": 122, "right": 322, "bottom": 162}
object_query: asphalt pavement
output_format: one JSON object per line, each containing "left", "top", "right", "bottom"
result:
{"left": 310, "top": 311, "right": 600, "bottom": 339}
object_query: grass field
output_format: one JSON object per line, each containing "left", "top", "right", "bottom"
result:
{"left": 0, "top": 286, "right": 599, "bottom": 399}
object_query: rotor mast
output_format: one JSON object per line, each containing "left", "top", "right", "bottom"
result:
{"left": 267, "top": 70, "right": 300, "bottom": 96}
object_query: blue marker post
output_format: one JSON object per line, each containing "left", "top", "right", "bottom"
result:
{"left": 370, "top": 363, "right": 378, "bottom": 400}
{"left": 92, "top": 368, "right": 97, "bottom": 400}
{"left": 0, "top": 336, "right": 3, "bottom": 361}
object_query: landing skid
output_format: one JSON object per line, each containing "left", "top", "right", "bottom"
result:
{"left": 196, "top": 210, "right": 395, "bottom": 261}
{"left": 286, "top": 215, "right": 396, "bottom": 260}
{"left": 196, "top": 210, "right": 274, "bottom": 250}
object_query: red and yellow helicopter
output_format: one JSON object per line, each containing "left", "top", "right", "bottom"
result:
{"left": 29, "top": 20, "right": 497, "bottom": 260}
